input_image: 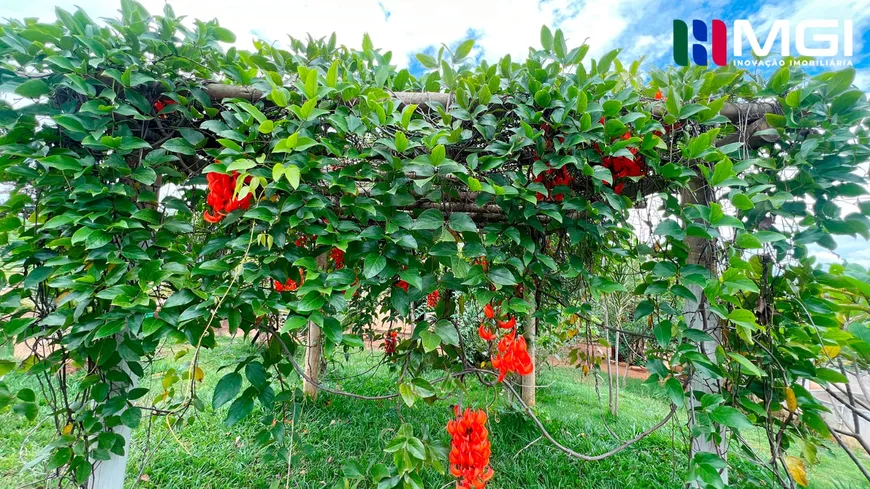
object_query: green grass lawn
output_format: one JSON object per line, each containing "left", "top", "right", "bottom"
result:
{"left": 1, "top": 337, "right": 868, "bottom": 489}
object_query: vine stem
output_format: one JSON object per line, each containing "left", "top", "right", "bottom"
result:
{"left": 268, "top": 325, "right": 400, "bottom": 401}
{"left": 472, "top": 367, "right": 679, "bottom": 462}
{"left": 183, "top": 223, "right": 258, "bottom": 408}
{"left": 266, "top": 322, "right": 678, "bottom": 463}
{"left": 137, "top": 221, "right": 258, "bottom": 467}
{"left": 512, "top": 436, "right": 542, "bottom": 460}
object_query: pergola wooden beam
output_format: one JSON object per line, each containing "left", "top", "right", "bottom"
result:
{"left": 201, "top": 84, "right": 781, "bottom": 126}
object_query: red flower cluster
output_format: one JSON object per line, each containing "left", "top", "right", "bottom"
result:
{"left": 330, "top": 248, "right": 345, "bottom": 269}
{"left": 427, "top": 290, "right": 440, "bottom": 309}
{"left": 533, "top": 166, "right": 574, "bottom": 202}
{"left": 478, "top": 323, "right": 496, "bottom": 341}
{"left": 477, "top": 303, "right": 533, "bottom": 382}
{"left": 273, "top": 268, "right": 304, "bottom": 292}
{"left": 473, "top": 258, "right": 489, "bottom": 271}
{"left": 152, "top": 98, "right": 177, "bottom": 118}
{"left": 492, "top": 331, "right": 533, "bottom": 382}
{"left": 447, "top": 406, "right": 494, "bottom": 489}
{"left": 654, "top": 89, "right": 664, "bottom": 100}
{"left": 383, "top": 330, "right": 398, "bottom": 355}
{"left": 595, "top": 118, "right": 646, "bottom": 195}
{"left": 273, "top": 278, "right": 298, "bottom": 292}
{"left": 497, "top": 317, "right": 516, "bottom": 330}
{"left": 203, "top": 171, "right": 252, "bottom": 223}
{"left": 295, "top": 234, "right": 310, "bottom": 247}
{"left": 529, "top": 122, "right": 573, "bottom": 201}
{"left": 395, "top": 280, "right": 409, "bottom": 292}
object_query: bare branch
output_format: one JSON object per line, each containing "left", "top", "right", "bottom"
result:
{"left": 824, "top": 418, "right": 870, "bottom": 483}
{"left": 473, "top": 367, "right": 678, "bottom": 461}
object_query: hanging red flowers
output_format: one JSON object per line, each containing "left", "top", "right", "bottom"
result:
{"left": 273, "top": 278, "right": 298, "bottom": 292}
{"left": 478, "top": 305, "right": 534, "bottom": 381}
{"left": 447, "top": 406, "right": 494, "bottom": 489}
{"left": 533, "top": 165, "right": 574, "bottom": 202}
{"left": 153, "top": 98, "right": 177, "bottom": 118}
{"left": 491, "top": 330, "right": 534, "bottom": 382}
{"left": 427, "top": 290, "right": 440, "bottom": 309}
{"left": 203, "top": 171, "right": 253, "bottom": 223}
{"left": 273, "top": 268, "right": 304, "bottom": 292}
{"left": 594, "top": 118, "right": 646, "bottom": 195}
{"left": 383, "top": 330, "right": 398, "bottom": 355}
{"left": 478, "top": 323, "right": 496, "bottom": 342}
{"left": 396, "top": 280, "right": 409, "bottom": 292}
{"left": 496, "top": 317, "right": 516, "bottom": 330}
{"left": 330, "top": 248, "right": 345, "bottom": 269}
{"left": 483, "top": 304, "right": 495, "bottom": 320}
{"left": 654, "top": 89, "right": 663, "bottom": 100}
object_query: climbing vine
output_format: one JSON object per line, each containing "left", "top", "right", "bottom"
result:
{"left": 1, "top": 2, "right": 870, "bottom": 488}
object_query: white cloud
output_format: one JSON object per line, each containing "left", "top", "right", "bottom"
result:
{"left": 1, "top": 0, "right": 644, "bottom": 68}
{"left": 810, "top": 236, "right": 870, "bottom": 268}
{"left": 853, "top": 68, "right": 870, "bottom": 89}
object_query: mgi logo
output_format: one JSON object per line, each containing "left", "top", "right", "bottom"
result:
{"left": 673, "top": 20, "right": 727, "bottom": 66}
{"left": 673, "top": 19, "right": 854, "bottom": 67}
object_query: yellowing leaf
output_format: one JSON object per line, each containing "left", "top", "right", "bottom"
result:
{"left": 822, "top": 345, "right": 841, "bottom": 359}
{"left": 194, "top": 366, "right": 205, "bottom": 382}
{"left": 271, "top": 163, "right": 285, "bottom": 182}
{"left": 785, "top": 387, "right": 797, "bottom": 412}
{"left": 285, "top": 165, "right": 301, "bottom": 190}
{"left": 62, "top": 422, "right": 73, "bottom": 435}
{"left": 785, "top": 455, "right": 809, "bottom": 487}
{"left": 55, "top": 291, "right": 70, "bottom": 305}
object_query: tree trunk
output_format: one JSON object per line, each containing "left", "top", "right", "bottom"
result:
{"left": 682, "top": 177, "right": 728, "bottom": 485}
{"left": 521, "top": 292, "right": 537, "bottom": 407}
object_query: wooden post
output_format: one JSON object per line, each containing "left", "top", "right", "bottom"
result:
{"left": 613, "top": 329, "right": 620, "bottom": 416}
{"left": 521, "top": 291, "right": 537, "bottom": 407}
{"left": 682, "top": 177, "right": 728, "bottom": 485}
{"left": 604, "top": 295, "right": 614, "bottom": 414}
{"left": 302, "top": 254, "right": 328, "bottom": 399}
{"left": 302, "top": 322, "right": 322, "bottom": 399}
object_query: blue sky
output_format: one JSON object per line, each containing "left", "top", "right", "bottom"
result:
{"left": 4, "top": 1, "right": 868, "bottom": 78}
{"left": 2, "top": 0, "right": 869, "bottom": 265}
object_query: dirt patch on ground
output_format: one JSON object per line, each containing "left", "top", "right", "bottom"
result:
{"left": 547, "top": 354, "right": 651, "bottom": 380}
{"left": 13, "top": 341, "right": 37, "bottom": 360}
{"left": 546, "top": 343, "right": 651, "bottom": 380}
